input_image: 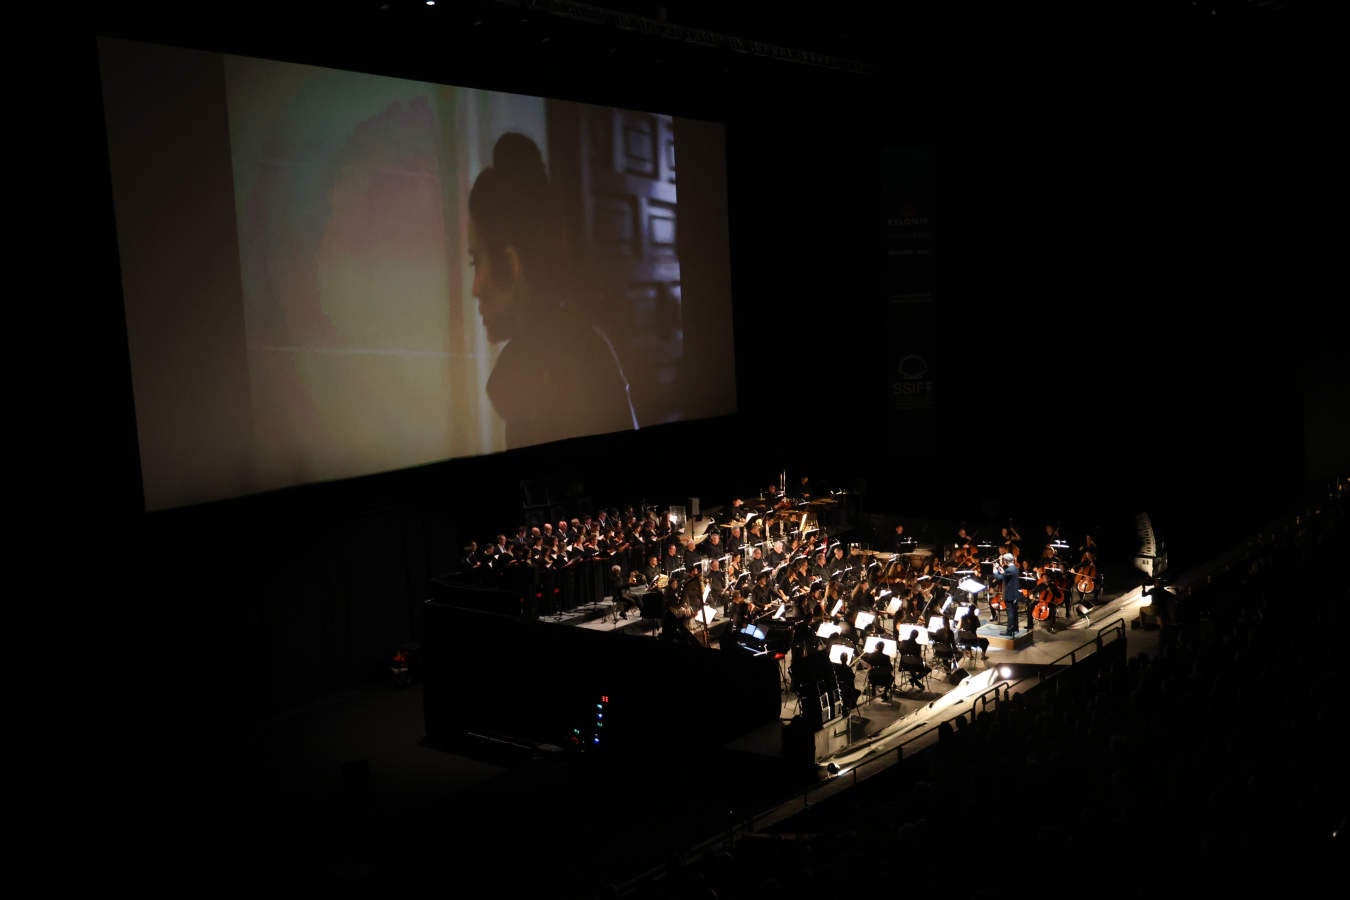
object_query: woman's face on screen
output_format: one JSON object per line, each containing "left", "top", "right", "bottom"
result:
{"left": 468, "top": 218, "right": 516, "bottom": 344}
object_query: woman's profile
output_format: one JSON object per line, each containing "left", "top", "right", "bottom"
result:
{"left": 467, "top": 131, "right": 638, "bottom": 449}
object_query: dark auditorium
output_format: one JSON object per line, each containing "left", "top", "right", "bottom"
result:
{"left": 56, "top": 2, "right": 1345, "bottom": 897}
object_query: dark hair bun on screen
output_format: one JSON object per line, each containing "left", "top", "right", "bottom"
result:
{"left": 492, "top": 132, "right": 548, "bottom": 189}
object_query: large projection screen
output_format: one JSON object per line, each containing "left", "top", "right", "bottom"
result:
{"left": 98, "top": 36, "right": 737, "bottom": 512}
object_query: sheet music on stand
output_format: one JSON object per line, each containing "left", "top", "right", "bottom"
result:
{"left": 854, "top": 611, "right": 876, "bottom": 630}
{"left": 816, "top": 622, "right": 841, "bottom": 639}
{"left": 958, "top": 577, "right": 986, "bottom": 594}
{"left": 867, "top": 637, "right": 898, "bottom": 660}
{"left": 885, "top": 597, "right": 902, "bottom": 615}
{"left": 828, "top": 643, "right": 855, "bottom": 665}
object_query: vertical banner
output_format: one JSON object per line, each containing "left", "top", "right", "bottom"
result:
{"left": 883, "top": 145, "right": 936, "bottom": 455}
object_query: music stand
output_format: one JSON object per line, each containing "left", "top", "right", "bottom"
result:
{"left": 867, "top": 637, "right": 898, "bottom": 660}
{"left": 886, "top": 597, "right": 903, "bottom": 615}
{"left": 927, "top": 615, "right": 947, "bottom": 633}
{"left": 854, "top": 611, "right": 876, "bottom": 631}
{"left": 829, "top": 599, "right": 844, "bottom": 618}
{"left": 816, "top": 622, "right": 841, "bottom": 640}
{"left": 699, "top": 604, "right": 718, "bottom": 632}
{"left": 958, "top": 577, "right": 986, "bottom": 594}
{"left": 828, "top": 643, "right": 854, "bottom": 665}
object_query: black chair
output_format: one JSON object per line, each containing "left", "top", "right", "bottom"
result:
{"left": 898, "top": 653, "right": 931, "bottom": 693}
{"left": 956, "top": 629, "right": 987, "bottom": 665}
{"left": 931, "top": 641, "right": 960, "bottom": 674}
{"left": 866, "top": 660, "right": 895, "bottom": 702}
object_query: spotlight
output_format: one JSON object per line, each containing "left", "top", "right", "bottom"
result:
{"left": 998, "top": 664, "right": 1014, "bottom": 680}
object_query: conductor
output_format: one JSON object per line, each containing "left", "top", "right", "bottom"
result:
{"left": 991, "top": 552, "right": 1021, "bottom": 636}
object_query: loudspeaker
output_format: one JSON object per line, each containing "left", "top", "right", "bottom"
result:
{"left": 946, "top": 667, "right": 969, "bottom": 685}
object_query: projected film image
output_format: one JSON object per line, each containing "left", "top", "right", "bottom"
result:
{"left": 99, "top": 37, "right": 736, "bottom": 512}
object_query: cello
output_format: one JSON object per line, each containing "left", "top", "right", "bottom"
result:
{"left": 1031, "top": 564, "right": 1050, "bottom": 620}
{"left": 1074, "top": 553, "right": 1098, "bottom": 596}
{"left": 1032, "top": 592, "right": 1052, "bottom": 621}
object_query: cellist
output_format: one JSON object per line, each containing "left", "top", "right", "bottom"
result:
{"left": 1073, "top": 549, "right": 1099, "bottom": 619}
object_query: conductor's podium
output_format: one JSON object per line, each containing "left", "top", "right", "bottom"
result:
{"left": 980, "top": 624, "right": 1034, "bottom": 652}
